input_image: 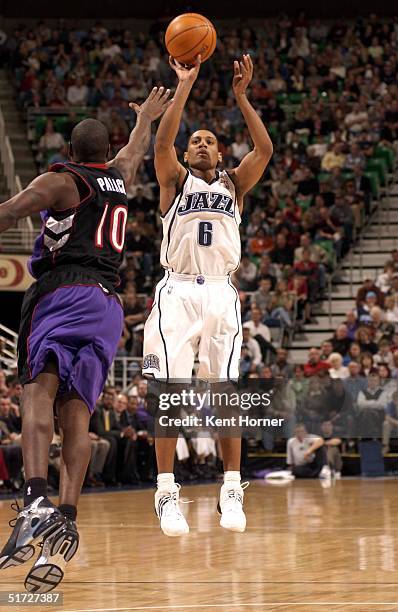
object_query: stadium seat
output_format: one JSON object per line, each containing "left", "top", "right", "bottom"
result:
{"left": 317, "top": 172, "right": 331, "bottom": 183}
{"left": 288, "top": 92, "right": 306, "bottom": 105}
{"left": 35, "top": 116, "right": 48, "bottom": 138}
{"left": 375, "top": 146, "right": 394, "bottom": 171}
{"left": 363, "top": 170, "right": 380, "bottom": 198}
{"left": 276, "top": 93, "right": 288, "bottom": 104}
{"left": 314, "top": 239, "right": 335, "bottom": 267}
{"left": 366, "top": 158, "right": 388, "bottom": 186}
{"left": 54, "top": 116, "right": 69, "bottom": 137}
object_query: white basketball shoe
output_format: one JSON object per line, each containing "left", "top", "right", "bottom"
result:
{"left": 155, "top": 483, "right": 190, "bottom": 537}
{"left": 218, "top": 482, "right": 249, "bottom": 533}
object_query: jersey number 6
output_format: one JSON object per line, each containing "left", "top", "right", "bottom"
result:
{"left": 95, "top": 203, "right": 128, "bottom": 253}
{"left": 198, "top": 221, "right": 213, "bottom": 247}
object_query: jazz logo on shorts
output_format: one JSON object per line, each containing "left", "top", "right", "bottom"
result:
{"left": 143, "top": 354, "right": 160, "bottom": 371}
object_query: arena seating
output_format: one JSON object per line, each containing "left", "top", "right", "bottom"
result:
{"left": 0, "top": 14, "right": 398, "bottom": 489}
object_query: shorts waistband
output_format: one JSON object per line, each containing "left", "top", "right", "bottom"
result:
{"left": 37, "top": 265, "right": 116, "bottom": 295}
{"left": 167, "top": 272, "right": 230, "bottom": 283}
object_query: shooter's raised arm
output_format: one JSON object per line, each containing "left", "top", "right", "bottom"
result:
{"left": 155, "top": 56, "right": 201, "bottom": 212}
{"left": 231, "top": 54, "right": 273, "bottom": 201}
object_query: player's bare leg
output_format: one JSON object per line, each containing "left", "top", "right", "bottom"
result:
{"left": 219, "top": 437, "right": 241, "bottom": 472}
{"left": 25, "top": 391, "right": 90, "bottom": 592}
{"left": 22, "top": 365, "right": 59, "bottom": 479}
{"left": 154, "top": 434, "right": 189, "bottom": 537}
{"left": 57, "top": 392, "right": 91, "bottom": 507}
{"left": 0, "top": 364, "right": 65, "bottom": 578}
{"left": 155, "top": 437, "right": 178, "bottom": 473}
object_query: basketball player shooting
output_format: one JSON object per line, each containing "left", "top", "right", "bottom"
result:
{"left": 143, "top": 55, "right": 273, "bottom": 535}
{"left": 0, "top": 87, "right": 171, "bottom": 592}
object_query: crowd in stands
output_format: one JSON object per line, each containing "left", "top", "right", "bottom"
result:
{"left": 2, "top": 14, "right": 398, "bottom": 350}
{"left": 3, "top": 284, "right": 398, "bottom": 490}
{"left": 1, "top": 13, "right": 397, "bottom": 367}
{"left": 0, "top": 370, "right": 228, "bottom": 491}
{"left": 0, "top": 364, "right": 349, "bottom": 489}
{"left": 0, "top": 14, "right": 398, "bottom": 487}
{"left": 4, "top": 237, "right": 398, "bottom": 485}
{"left": 293, "top": 249, "right": 398, "bottom": 456}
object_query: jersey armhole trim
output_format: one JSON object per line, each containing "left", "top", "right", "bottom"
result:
{"left": 159, "top": 169, "right": 189, "bottom": 219}
{"left": 80, "top": 163, "right": 108, "bottom": 169}
{"left": 226, "top": 169, "right": 244, "bottom": 216}
{"left": 225, "top": 169, "right": 241, "bottom": 195}
{"left": 50, "top": 163, "right": 95, "bottom": 211}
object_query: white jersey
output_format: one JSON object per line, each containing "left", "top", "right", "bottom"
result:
{"left": 160, "top": 169, "right": 241, "bottom": 276}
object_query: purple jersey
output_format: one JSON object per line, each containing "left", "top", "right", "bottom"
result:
{"left": 18, "top": 162, "right": 128, "bottom": 408}
{"left": 29, "top": 162, "right": 128, "bottom": 289}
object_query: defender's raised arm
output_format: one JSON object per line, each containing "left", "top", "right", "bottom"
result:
{"left": 108, "top": 86, "right": 172, "bottom": 189}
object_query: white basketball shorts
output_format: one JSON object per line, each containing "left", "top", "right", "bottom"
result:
{"left": 142, "top": 271, "right": 242, "bottom": 380}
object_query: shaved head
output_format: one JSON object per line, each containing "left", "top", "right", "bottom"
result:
{"left": 70, "top": 119, "right": 110, "bottom": 163}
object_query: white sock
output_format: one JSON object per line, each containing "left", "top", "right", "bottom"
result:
{"left": 157, "top": 472, "right": 175, "bottom": 489}
{"left": 224, "top": 471, "right": 241, "bottom": 484}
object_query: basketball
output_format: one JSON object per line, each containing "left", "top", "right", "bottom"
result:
{"left": 165, "top": 13, "right": 217, "bottom": 65}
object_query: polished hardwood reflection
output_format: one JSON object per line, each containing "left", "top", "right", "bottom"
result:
{"left": 1, "top": 479, "right": 398, "bottom": 611}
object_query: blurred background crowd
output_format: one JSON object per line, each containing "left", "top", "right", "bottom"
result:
{"left": 1, "top": 14, "right": 396, "bottom": 339}
{"left": 0, "top": 12, "right": 398, "bottom": 488}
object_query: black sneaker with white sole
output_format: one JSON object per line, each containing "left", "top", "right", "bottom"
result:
{"left": 24, "top": 518, "right": 79, "bottom": 593}
{"left": 0, "top": 497, "right": 64, "bottom": 570}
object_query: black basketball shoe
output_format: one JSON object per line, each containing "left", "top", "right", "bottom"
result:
{"left": 0, "top": 497, "right": 64, "bottom": 570}
{"left": 24, "top": 517, "right": 79, "bottom": 593}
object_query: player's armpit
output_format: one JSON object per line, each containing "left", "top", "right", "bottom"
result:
{"left": 232, "top": 147, "right": 272, "bottom": 198}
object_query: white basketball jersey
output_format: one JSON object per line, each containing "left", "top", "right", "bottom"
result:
{"left": 160, "top": 169, "right": 241, "bottom": 275}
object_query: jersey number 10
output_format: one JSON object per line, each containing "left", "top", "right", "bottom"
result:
{"left": 198, "top": 221, "right": 213, "bottom": 247}
{"left": 95, "top": 203, "right": 128, "bottom": 253}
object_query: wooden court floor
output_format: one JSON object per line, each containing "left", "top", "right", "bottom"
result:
{"left": 1, "top": 479, "right": 398, "bottom": 611}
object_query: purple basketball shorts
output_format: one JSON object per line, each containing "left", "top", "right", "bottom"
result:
{"left": 18, "top": 283, "right": 124, "bottom": 412}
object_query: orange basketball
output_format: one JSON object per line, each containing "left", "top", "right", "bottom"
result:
{"left": 165, "top": 13, "right": 216, "bottom": 65}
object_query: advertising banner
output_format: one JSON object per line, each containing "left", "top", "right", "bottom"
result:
{"left": 0, "top": 255, "right": 33, "bottom": 292}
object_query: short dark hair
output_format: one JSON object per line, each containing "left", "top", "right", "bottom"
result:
{"left": 70, "top": 119, "right": 109, "bottom": 162}
{"left": 189, "top": 129, "right": 219, "bottom": 144}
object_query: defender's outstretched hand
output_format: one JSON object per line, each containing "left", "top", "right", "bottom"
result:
{"left": 169, "top": 54, "right": 201, "bottom": 84}
{"left": 130, "top": 87, "right": 173, "bottom": 121}
{"left": 232, "top": 54, "right": 254, "bottom": 96}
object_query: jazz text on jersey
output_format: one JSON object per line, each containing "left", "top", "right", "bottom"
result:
{"left": 177, "top": 191, "right": 234, "bottom": 217}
